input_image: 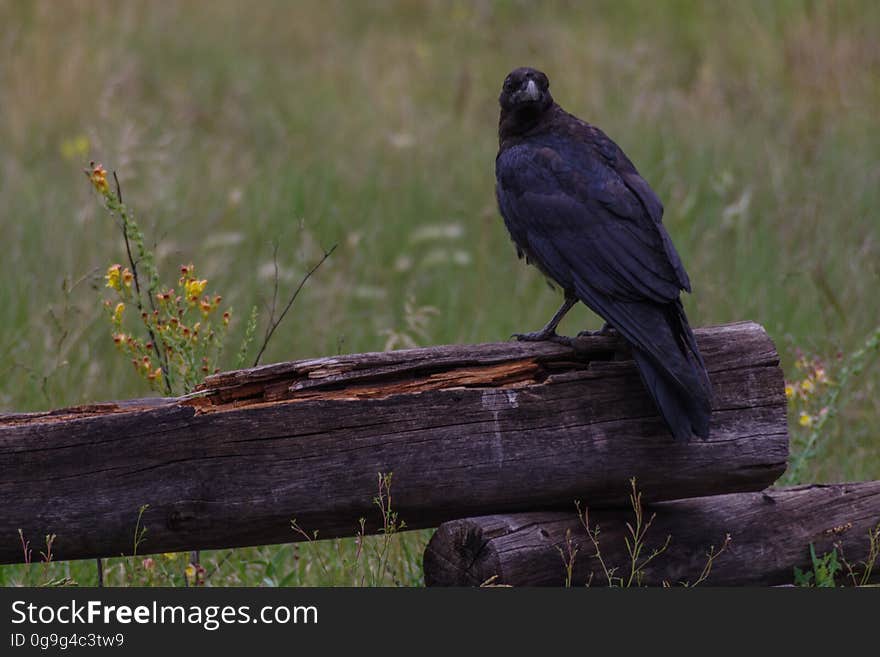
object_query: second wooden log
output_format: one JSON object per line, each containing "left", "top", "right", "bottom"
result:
{"left": 424, "top": 482, "right": 880, "bottom": 586}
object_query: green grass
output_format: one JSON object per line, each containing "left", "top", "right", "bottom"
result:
{"left": 1, "top": 0, "right": 879, "bottom": 586}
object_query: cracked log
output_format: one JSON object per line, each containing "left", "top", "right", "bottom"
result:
{"left": 423, "top": 482, "right": 880, "bottom": 586}
{"left": 0, "top": 321, "right": 787, "bottom": 564}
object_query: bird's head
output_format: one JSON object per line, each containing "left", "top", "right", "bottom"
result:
{"left": 498, "top": 67, "right": 553, "bottom": 113}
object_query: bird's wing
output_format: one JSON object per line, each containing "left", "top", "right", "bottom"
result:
{"left": 496, "top": 140, "right": 690, "bottom": 305}
{"left": 496, "top": 137, "right": 712, "bottom": 436}
{"left": 584, "top": 125, "right": 691, "bottom": 292}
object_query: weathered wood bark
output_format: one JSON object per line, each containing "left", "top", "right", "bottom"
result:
{"left": 424, "top": 482, "right": 880, "bottom": 587}
{"left": 0, "top": 321, "right": 786, "bottom": 564}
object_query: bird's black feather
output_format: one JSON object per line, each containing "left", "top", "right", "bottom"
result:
{"left": 495, "top": 67, "right": 712, "bottom": 440}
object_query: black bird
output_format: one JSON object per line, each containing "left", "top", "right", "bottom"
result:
{"left": 495, "top": 67, "right": 712, "bottom": 441}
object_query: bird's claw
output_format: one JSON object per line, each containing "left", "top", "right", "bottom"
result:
{"left": 511, "top": 331, "right": 579, "bottom": 348}
{"left": 511, "top": 330, "right": 556, "bottom": 342}
{"left": 577, "top": 323, "right": 618, "bottom": 338}
{"left": 547, "top": 335, "right": 578, "bottom": 347}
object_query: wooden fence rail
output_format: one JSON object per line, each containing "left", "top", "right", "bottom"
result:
{"left": 423, "top": 482, "right": 880, "bottom": 586}
{"left": 0, "top": 321, "right": 786, "bottom": 564}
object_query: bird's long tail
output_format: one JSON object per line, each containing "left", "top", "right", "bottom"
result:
{"left": 631, "top": 345, "right": 711, "bottom": 441}
{"left": 626, "top": 301, "right": 713, "bottom": 441}
{"left": 572, "top": 280, "right": 713, "bottom": 440}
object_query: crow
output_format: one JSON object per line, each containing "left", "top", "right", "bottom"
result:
{"left": 495, "top": 67, "right": 713, "bottom": 441}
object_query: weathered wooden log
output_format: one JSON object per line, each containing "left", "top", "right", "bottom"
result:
{"left": 423, "top": 482, "right": 880, "bottom": 586}
{"left": 0, "top": 321, "right": 786, "bottom": 564}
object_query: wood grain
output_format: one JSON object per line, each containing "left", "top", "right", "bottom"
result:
{"left": 0, "top": 321, "right": 787, "bottom": 564}
{"left": 423, "top": 482, "right": 880, "bottom": 586}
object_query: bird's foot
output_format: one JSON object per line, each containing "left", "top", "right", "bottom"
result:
{"left": 577, "top": 323, "right": 618, "bottom": 338}
{"left": 511, "top": 330, "right": 579, "bottom": 348}
{"left": 511, "top": 328, "right": 557, "bottom": 342}
{"left": 547, "top": 335, "right": 579, "bottom": 348}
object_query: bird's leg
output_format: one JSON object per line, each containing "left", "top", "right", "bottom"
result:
{"left": 512, "top": 295, "right": 577, "bottom": 342}
{"left": 577, "top": 322, "right": 618, "bottom": 338}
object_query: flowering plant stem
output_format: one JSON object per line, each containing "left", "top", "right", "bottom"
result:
{"left": 108, "top": 172, "right": 173, "bottom": 395}
{"left": 784, "top": 326, "right": 880, "bottom": 484}
{"left": 89, "top": 162, "right": 231, "bottom": 397}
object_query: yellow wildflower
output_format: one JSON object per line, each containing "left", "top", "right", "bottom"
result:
{"left": 185, "top": 564, "right": 196, "bottom": 580}
{"left": 814, "top": 367, "right": 828, "bottom": 384}
{"left": 113, "top": 302, "right": 125, "bottom": 324}
{"left": 784, "top": 383, "right": 794, "bottom": 400}
{"left": 798, "top": 412, "right": 813, "bottom": 427}
{"left": 162, "top": 552, "right": 178, "bottom": 561}
{"left": 105, "top": 264, "right": 122, "bottom": 290}
{"left": 87, "top": 161, "right": 110, "bottom": 195}
{"left": 800, "top": 379, "right": 815, "bottom": 394}
{"left": 122, "top": 268, "right": 134, "bottom": 288}
{"left": 185, "top": 279, "right": 208, "bottom": 302}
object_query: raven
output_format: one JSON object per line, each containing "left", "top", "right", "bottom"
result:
{"left": 495, "top": 67, "right": 712, "bottom": 441}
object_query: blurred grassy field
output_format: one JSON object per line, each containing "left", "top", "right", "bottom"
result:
{"left": 1, "top": 0, "right": 878, "bottom": 586}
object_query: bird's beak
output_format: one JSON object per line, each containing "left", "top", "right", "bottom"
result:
{"left": 521, "top": 79, "right": 540, "bottom": 102}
